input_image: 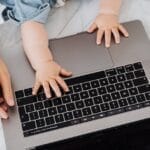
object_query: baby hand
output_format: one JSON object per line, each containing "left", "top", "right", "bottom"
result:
{"left": 88, "top": 14, "right": 129, "bottom": 47}
{"left": 32, "top": 60, "right": 72, "bottom": 98}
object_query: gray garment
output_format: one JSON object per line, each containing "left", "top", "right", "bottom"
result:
{"left": 0, "top": 0, "right": 66, "bottom": 24}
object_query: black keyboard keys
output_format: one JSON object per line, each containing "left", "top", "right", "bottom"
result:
{"left": 22, "top": 121, "right": 36, "bottom": 131}
{"left": 55, "top": 114, "right": 64, "bottom": 123}
{"left": 66, "top": 103, "right": 75, "bottom": 111}
{"left": 118, "top": 99, "right": 128, "bottom": 107}
{"left": 36, "top": 119, "right": 45, "bottom": 127}
{"left": 64, "top": 112, "right": 73, "bottom": 120}
{"left": 91, "top": 105, "right": 101, "bottom": 113}
{"left": 100, "top": 103, "right": 110, "bottom": 111}
{"left": 73, "top": 110, "right": 82, "bottom": 118}
{"left": 84, "top": 98, "right": 94, "bottom": 106}
{"left": 110, "top": 101, "right": 119, "bottom": 109}
{"left": 57, "top": 105, "right": 66, "bottom": 113}
{"left": 75, "top": 101, "right": 84, "bottom": 109}
{"left": 82, "top": 107, "right": 92, "bottom": 116}
{"left": 46, "top": 117, "right": 55, "bottom": 125}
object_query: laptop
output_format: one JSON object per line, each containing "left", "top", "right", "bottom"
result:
{"left": 1, "top": 20, "right": 150, "bottom": 150}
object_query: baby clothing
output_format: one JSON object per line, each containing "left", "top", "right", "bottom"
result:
{"left": 0, "top": 0, "right": 66, "bottom": 24}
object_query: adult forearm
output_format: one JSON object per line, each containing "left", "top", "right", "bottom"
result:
{"left": 100, "top": 0, "right": 122, "bottom": 15}
{"left": 21, "top": 21, "right": 53, "bottom": 70}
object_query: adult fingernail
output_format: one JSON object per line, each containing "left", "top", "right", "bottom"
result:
{"left": 9, "top": 100, "right": 15, "bottom": 106}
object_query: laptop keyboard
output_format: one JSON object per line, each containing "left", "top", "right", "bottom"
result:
{"left": 15, "top": 62, "right": 150, "bottom": 137}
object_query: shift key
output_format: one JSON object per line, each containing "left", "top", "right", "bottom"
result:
{"left": 133, "top": 77, "right": 148, "bottom": 86}
{"left": 17, "top": 96, "right": 37, "bottom": 106}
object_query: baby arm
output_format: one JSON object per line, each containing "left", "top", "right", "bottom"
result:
{"left": 88, "top": 0, "right": 129, "bottom": 47}
{"left": 21, "top": 21, "right": 72, "bottom": 98}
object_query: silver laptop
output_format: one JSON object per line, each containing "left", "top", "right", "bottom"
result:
{"left": 2, "top": 20, "right": 150, "bottom": 150}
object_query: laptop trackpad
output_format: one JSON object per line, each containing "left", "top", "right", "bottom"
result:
{"left": 49, "top": 32, "right": 113, "bottom": 76}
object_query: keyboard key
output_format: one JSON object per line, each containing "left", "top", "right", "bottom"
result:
{"left": 126, "top": 72, "right": 135, "bottom": 80}
{"left": 46, "top": 117, "right": 55, "bottom": 125}
{"left": 53, "top": 98, "right": 62, "bottom": 106}
{"left": 107, "top": 85, "right": 116, "bottom": 93}
{"left": 80, "top": 91, "right": 89, "bottom": 99}
{"left": 138, "top": 85, "right": 150, "bottom": 93}
{"left": 55, "top": 114, "right": 64, "bottom": 123}
{"left": 18, "top": 107, "right": 29, "bottom": 122}
{"left": 102, "top": 94, "right": 111, "bottom": 102}
{"left": 82, "top": 107, "right": 92, "bottom": 116}
{"left": 117, "top": 74, "right": 126, "bottom": 82}
{"left": 66, "top": 103, "right": 75, "bottom": 111}
{"left": 133, "top": 77, "right": 148, "bottom": 86}
{"left": 73, "top": 84, "right": 82, "bottom": 93}
{"left": 17, "top": 96, "right": 37, "bottom": 106}
{"left": 100, "top": 103, "right": 110, "bottom": 111}
{"left": 91, "top": 80, "right": 100, "bottom": 88}
{"left": 57, "top": 105, "right": 66, "bottom": 113}
{"left": 145, "top": 92, "right": 150, "bottom": 100}
{"left": 84, "top": 98, "right": 94, "bottom": 106}
{"left": 71, "top": 93, "right": 80, "bottom": 101}
{"left": 93, "top": 96, "right": 103, "bottom": 104}
{"left": 136, "top": 94, "right": 146, "bottom": 102}
{"left": 48, "top": 107, "right": 57, "bottom": 115}
{"left": 44, "top": 100, "right": 53, "bottom": 108}
{"left": 134, "top": 62, "right": 142, "bottom": 70}
{"left": 111, "top": 92, "right": 121, "bottom": 100}
{"left": 124, "top": 81, "right": 133, "bottom": 88}
{"left": 120, "top": 90, "right": 129, "bottom": 98}
{"left": 73, "top": 110, "right": 82, "bottom": 118}
{"left": 75, "top": 101, "right": 84, "bottom": 109}
{"left": 62, "top": 95, "right": 71, "bottom": 104}
{"left": 116, "top": 66, "right": 125, "bottom": 74}
{"left": 99, "top": 78, "right": 108, "bottom": 86}
{"left": 64, "top": 112, "right": 73, "bottom": 120}
{"left": 115, "top": 83, "right": 124, "bottom": 91}
{"left": 118, "top": 99, "right": 128, "bottom": 107}
{"left": 108, "top": 76, "right": 117, "bottom": 84}
{"left": 106, "top": 69, "right": 117, "bottom": 76}
{"left": 127, "top": 96, "right": 137, "bottom": 105}
{"left": 22, "top": 121, "right": 36, "bottom": 131}
{"left": 24, "top": 88, "right": 32, "bottom": 96}
{"left": 26, "top": 104, "right": 34, "bottom": 112}
{"left": 38, "top": 93, "right": 46, "bottom": 101}
{"left": 15, "top": 90, "right": 24, "bottom": 99}
{"left": 67, "top": 86, "right": 73, "bottom": 94}
{"left": 29, "top": 112, "right": 39, "bottom": 120}
{"left": 39, "top": 110, "right": 48, "bottom": 118}
{"left": 82, "top": 82, "right": 91, "bottom": 90}
{"left": 125, "top": 64, "right": 134, "bottom": 72}
{"left": 89, "top": 89, "right": 98, "bottom": 97}
{"left": 98, "top": 87, "right": 107, "bottom": 95}
{"left": 135, "top": 70, "right": 145, "bottom": 78}
{"left": 110, "top": 101, "right": 119, "bottom": 109}
{"left": 129, "top": 88, "right": 138, "bottom": 95}
{"left": 91, "top": 105, "right": 101, "bottom": 113}
{"left": 35, "top": 102, "right": 44, "bottom": 110}
{"left": 36, "top": 119, "right": 45, "bottom": 127}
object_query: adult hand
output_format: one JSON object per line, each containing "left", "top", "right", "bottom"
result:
{"left": 88, "top": 14, "right": 129, "bottom": 47}
{"left": 0, "top": 59, "right": 14, "bottom": 119}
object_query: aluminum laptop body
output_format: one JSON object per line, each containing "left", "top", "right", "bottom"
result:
{"left": 2, "top": 20, "right": 150, "bottom": 150}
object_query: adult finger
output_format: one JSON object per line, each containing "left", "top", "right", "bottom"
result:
{"left": 60, "top": 68, "right": 72, "bottom": 77}
{"left": 118, "top": 24, "right": 129, "bottom": 37}
{"left": 1, "top": 75, "right": 14, "bottom": 106}
{"left": 42, "top": 81, "right": 51, "bottom": 98}
{"left": 112, "top": 27, "right": 120, "bottom": 44}
{"left": 105, "top": 29, "right": 111, "bottom": 48}
{"left": 56, "top": 76, "right": 69, "bottom": 92}
{"left": 1, "top": 103, "right": 8, "bottom": 111}
{"left": 0, "top": 97, "right": 4, "bottom": 104}
{"left": 49, "top": 79, "right": 61, "bottom": 97}
{"left": 32, "top": 81, "right": 41, "bottom": 95}
{"left": 87, "top": 23, "right": 97, "bottom": 33}
{"left": 0, "top": 107, "right": 8, "bottom": 119}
